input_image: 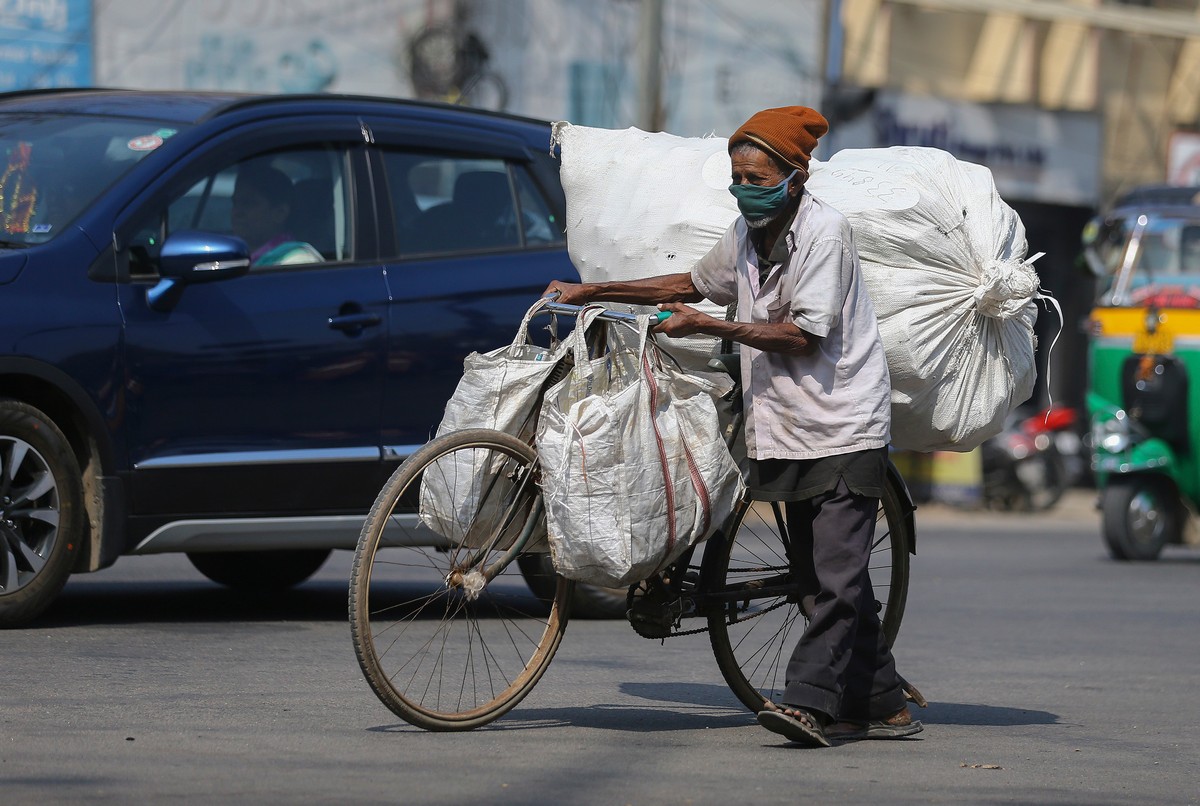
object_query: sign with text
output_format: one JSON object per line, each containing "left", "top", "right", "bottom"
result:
{"left": 0, "top": 0, "right": 92, "bottom": 90}
{"left": 831, "top": 91, "right": 1101, "bottom": 207}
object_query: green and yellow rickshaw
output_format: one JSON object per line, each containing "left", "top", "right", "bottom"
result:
{"left": 1085, "top": 186, "right": 1200, "bottom": 559}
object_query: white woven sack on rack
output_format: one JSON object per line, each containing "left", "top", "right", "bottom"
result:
{"left": 552, "top": 121, "right": 737, "bottom": 373}
{"left": 419, "top": 297, "right": 565, "bottom": 549}
{"left": 536, "top": 307, "right": 745, "bottom": 588}
{"left": 806, "top": 146, "right": 1040, "bottom": 451}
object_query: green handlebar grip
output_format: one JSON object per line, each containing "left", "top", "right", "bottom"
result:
{"left": 655, "top": 310, "right": 672, "bottom": 322}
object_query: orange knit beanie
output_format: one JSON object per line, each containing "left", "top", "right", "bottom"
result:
{"left": 728, "top": 106, "right": 829, "bottom": 174}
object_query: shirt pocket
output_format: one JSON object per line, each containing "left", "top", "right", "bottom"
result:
{"left": 764, "top": 291, "right": 792, "bottom": 324}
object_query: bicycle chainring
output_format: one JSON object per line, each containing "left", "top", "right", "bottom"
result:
{"left": 626, "top": 576, "right": 692, "bottom": 639}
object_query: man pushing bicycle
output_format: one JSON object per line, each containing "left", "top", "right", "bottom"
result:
{"left": 545, "top": 105, "right": 921, "bottom": 748}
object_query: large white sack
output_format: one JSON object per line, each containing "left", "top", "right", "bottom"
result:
{"left": 806, "top": 147, "right": 1039, "bottom": 451}
{"left": 551, "top": 121, "right": 735, "bottom": 369}
{"left": 554, "top": 122, "right": 1040, "bottom": 452}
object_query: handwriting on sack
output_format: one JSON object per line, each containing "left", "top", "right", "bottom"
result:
{"left": 814, "top": 168, "right": 920, "bottom": 212}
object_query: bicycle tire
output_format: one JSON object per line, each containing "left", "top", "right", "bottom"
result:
{"left": 349, "top": 428, "right": 571, "bottom": 731}
{"left": 704, "top": 468, "right": 913, "bottom": 714}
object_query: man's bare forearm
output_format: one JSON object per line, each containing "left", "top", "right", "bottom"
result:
{"left": 548, "top": 274, "right": 818, "bottom": 356}
{"left": 660, "top": 307, "right": 817, "bottom": 355}
{"left": 546, "top": 272, "right": 704, "bottom": 306}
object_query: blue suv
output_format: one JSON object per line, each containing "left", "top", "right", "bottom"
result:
{"left": 0, "top": 88, "right": 595, "bottom": 626}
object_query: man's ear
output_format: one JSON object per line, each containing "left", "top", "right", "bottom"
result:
{"left": 789, "top": 167, "right": 809, "bottom": 197}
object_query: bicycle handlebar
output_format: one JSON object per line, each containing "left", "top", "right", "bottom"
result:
{"left": 541, "top": 294, "right": 672, "bottom": 324}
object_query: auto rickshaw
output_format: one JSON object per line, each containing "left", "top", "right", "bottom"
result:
{"left": 1084, "top": 186, "right": 1200, "bottom": 559}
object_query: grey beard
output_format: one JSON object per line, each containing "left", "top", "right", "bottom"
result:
{"left": 744, "top": 212, "right": 778, "bottom": 229}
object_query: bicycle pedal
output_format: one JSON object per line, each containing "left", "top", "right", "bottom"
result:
{"left": 627, "top": 594, "right": 685, "bottom": 639}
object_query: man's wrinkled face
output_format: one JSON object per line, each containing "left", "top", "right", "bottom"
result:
{"left": 730, "top": 147, "right": 796, "bottom": 229}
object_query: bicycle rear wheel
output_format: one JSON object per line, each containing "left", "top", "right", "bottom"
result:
{"left": 349, "top": 428, "right": 571, "bottom": 731}
{"left": 705, "top": 469, "right": 913, "bottom": 714}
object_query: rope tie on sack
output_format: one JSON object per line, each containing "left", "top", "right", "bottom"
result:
{"left": 973, "top": 252, "right": 1043, "bottom": 320}
{"left": 972, "top": 252, "right": 1065, "bottom": 407}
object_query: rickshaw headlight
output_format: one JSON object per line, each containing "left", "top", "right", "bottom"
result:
{"left": 1100, "top": 430, "right": 1131, "bottom": 454}
{"left": 1093, "top": 411, "right": 1134, "bottom": 454}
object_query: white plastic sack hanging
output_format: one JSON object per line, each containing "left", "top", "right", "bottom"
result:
{"left": 806, "top": 146, "right": 1040, "bottom": 451}
{"left": 419, "top": 297, "right": 566, "bottom": 549}
{"left": 431, "top": 296, "right": 566, "bottom": 440}
{"left": 535, "top": 307, "right": 745, "bottom": 588}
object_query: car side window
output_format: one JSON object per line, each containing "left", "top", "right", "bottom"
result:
{"left": 380, "top": 150, "right": 562, "bottom": 258}
{"left": 128, "top": 144, "right": 351, "bottom": 278}
{"left": 512, "top": 165, "right": 565, "bottom": 246}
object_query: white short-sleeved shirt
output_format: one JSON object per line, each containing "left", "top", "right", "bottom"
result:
{"left": 691, "top": 190, "right": 891, "bottom": 460}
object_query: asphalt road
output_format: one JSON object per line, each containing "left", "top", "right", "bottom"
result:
{"left": 4, "top": 490, "right": 1199, "bottom": 805}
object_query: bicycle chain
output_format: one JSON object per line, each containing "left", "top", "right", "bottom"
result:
{"left": 632, "top": 591, "right": 792, "bottom": 639}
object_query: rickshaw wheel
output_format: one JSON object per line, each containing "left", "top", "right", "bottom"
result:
{"left": 1101, "top": 477, "right": 1181, "bottom": 561}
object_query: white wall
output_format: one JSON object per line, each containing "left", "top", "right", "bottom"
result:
{"left": 93, "top": 0, "right": 825, "bottom": 138}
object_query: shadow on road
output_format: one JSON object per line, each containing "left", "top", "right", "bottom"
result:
{"left": 365, "top": 681, "right": 756, "bottom": 733}
{"left": 368, "top": 701, "right": 756, "bottom": 734}
{"left": 919, "top": 700, "right": 1058, "bottom": 726}
{"left": 365, "top": 698, "right": 1058, "bottom": 735}
{"left": 35, "top": 578, "right": 555, "bottom": 628}
{"left": 36, "top": 582, "right": 350, "bottom": 626}
{"left": 364, "top": 681, "right": 1060, "bottom": 734}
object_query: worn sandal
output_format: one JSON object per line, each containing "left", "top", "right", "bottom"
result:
{"left": 757, "top": 706, "right": 832, "bottom": 748}
{"left": 826, "top": 708, "right": 924, "bottom": 741}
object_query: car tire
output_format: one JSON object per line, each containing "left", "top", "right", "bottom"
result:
{"left": 1102, "top": 477, "right": 1180, "bottom": 561}
{"left": 516, "top": 553, "right": 628, "bottom": 619}
{"left": 0, "top": 400, "right": 85, "bottom": 628}
{"left": 187, "top": 549, "right": 332, "bottom": 590}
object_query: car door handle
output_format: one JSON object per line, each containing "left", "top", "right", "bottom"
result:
{"left": 328, "top": 312, "right": 383, "bottom": 332}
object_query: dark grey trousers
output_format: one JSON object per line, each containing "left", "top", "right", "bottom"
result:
{"left": 781, "top": 477, "right": 907, "bottom": 723}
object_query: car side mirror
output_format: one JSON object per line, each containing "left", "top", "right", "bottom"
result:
{"left": 147, "top": 231, "right": 251, "bottom": 312}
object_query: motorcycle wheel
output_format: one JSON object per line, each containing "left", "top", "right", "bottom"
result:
{"left": 1101, "top": 477, "right": 1182, "bottom": 561}
{"left": 1015, "top": 451, "right": 1068, "bottom": 512}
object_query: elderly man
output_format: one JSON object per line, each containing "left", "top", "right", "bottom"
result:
{"left": 545, "top": 106, "right": 920, "bottom": 747}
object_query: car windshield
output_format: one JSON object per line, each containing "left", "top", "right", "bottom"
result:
{"left": 0, "top": 113, "right": 186, "bottom": 246}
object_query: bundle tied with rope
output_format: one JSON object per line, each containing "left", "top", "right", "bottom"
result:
{"left": 806, "top": 146, "right": 1047, "bottom": 450}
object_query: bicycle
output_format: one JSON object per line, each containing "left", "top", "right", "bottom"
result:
{"left": 348, "top": 301, "right": 916, "bottom": 731}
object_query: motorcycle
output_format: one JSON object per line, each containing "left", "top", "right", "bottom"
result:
{"left": 981, "top": 404, "right": 1081, "bottom": 512}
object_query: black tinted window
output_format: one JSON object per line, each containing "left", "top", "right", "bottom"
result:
{"left": 380, "top": 151, "right": 562, "bottom": 257}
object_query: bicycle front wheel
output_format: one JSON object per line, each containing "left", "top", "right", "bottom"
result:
{"left": 349, "top": 428, "right": 571, "bottom": 731}
{"left": 705, "top": 470, "right": 913, "bottom": 714}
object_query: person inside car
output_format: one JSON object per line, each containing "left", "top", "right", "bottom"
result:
{"left": 230, "top": 161, "right": 323, "bottom": 267}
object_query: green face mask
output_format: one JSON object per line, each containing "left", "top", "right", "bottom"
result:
{"left": 728, "top": 169, "right": 799, "bottom": 223}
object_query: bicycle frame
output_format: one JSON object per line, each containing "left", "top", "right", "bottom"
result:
{"left": 350, "top": 296, "right": 916, "bottom": 729}
{"left": 496, "top": 299, "right": 912, "bottom": 637}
